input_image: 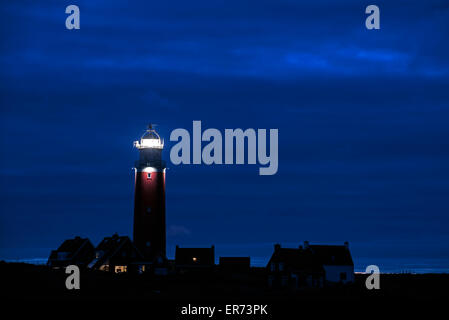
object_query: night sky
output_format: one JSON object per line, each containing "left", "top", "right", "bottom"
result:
{"left": 1, "top": 0, "right": 448, "bottom": 272}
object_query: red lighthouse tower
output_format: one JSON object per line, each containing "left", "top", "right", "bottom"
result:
{"left": 133, "top": 125, "right": 166, "bottom": 260}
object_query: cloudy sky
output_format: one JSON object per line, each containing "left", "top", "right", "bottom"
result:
{"left": 1, "top": 0, "right": 448, "bottom": 272}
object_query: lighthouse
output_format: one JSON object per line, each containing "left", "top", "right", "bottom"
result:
{"left": 133, "top": 125, "right": 166, "bottom": 260}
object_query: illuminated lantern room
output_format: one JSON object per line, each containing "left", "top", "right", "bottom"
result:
{"left": 133, "top": 124, "right": 165, "bottom": 169}
{"left": 133, "top": 124, "right": 164, "bottom": 150}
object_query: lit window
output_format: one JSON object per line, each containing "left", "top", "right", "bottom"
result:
{"left": 192, "top": 257, "right": 197, "bottom": 262}
{"left": 100, "top": 264, "right": 109, "bottom": 272}
{"left": 114, "top": 265, "right": 127, "bottom": 273}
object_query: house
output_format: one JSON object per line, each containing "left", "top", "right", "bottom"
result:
{"left": 88, "top": 233, "right": 144, "bottom": 273}
{"left": 175, "top": 245, "right": 215, "bottom": 273}
{"left": 305, "top": 241, "right": 354, "bottom": 284}
{"left": 267, "top": 244, "right": 325, "bottom": 289}
{"left": 219, "top": 257, "right": 250, "bottom": 273}
{"left": 47, "top": 236, "right": 95, "bottom": 268}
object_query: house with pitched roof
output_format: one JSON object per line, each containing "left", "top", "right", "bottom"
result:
{"left": 305, "top": 241, "right": 354, "bottom": 284}
{"left": 267, "top": 241, "right": 354, "bottom": 289}
{"left": 88, "top": 233, "right": 144, "bottom": 273}
{"left": 267, "top": 244, "right": 325, "bottom": 289}
{"left": 47, "top": 236, "right": 95, "bottom": 268}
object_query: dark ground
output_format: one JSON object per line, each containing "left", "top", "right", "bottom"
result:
{"left": 1, "top": 261, "right": 447, "bottom": 316}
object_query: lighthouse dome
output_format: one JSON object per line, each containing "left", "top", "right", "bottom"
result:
{"left": 141, "top": 130, "right": 160, "bottom": 140}
{"left": 133, "top": 125, "right": 164, "bottom": 149}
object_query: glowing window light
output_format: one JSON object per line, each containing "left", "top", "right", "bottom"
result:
{"left": 114, "top": 265, "right": 127, "bottom": 273}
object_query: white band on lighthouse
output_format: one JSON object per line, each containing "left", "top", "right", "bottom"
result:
{"left": 136, "top": 167, "right": 166, "bottom": 173}
{"left": 134, "top": 139, "right": 164, "bottom": 149}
